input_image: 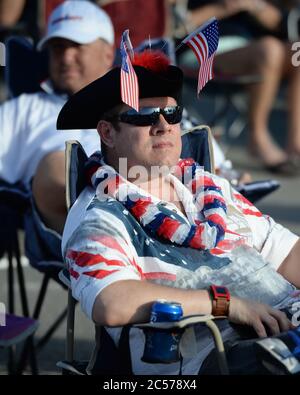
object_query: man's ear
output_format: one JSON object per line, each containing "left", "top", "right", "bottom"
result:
{"left": 97, "top": 120, "right": 115, "bottom": 148}
{"left": 104, "top": 43, "right": 115, "bottom": 69}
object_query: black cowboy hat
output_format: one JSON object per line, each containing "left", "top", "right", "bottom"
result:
{"left": 57, "top": 60, "right": 183, "bottom": 130}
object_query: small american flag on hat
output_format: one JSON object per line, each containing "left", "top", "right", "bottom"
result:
{"left": 120, "top": 30, "right": 139, "bottom": 111}
{"left": 182, "top": 18, "right": 219, "bottom": 93}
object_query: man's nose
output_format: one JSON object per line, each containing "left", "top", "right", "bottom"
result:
{"left": 150, "top": 114, "right": 172, "bottom": 135}
{"left": 60, "top": 46, "right": 78, "bottom": 64}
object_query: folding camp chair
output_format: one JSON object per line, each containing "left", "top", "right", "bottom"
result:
{"left": 181, "top": 124, "right": 280, "bottom": 203}
{"left": 3, "top": 36, "right": 68, "bottom": 374}
{"left": 0, "top": 181, "right": 38, "bottom": 374}
{"left": 0, "top": 181, "right": 30, "bottom": 318}
{"left": 57, "top": 126, "right": 231, "bottom": 375}
{"left": 59, "top": 133, "right": 300, "bottom": 376}
{"left": 5, "top": 35, "right": 48, "bottom": 98}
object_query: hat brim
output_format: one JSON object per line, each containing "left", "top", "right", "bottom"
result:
{"left": 37, "top": 30, "right": 101, "bottom": 51}
{"left": 57, "top": 65, "right": 183, "bottom": 130}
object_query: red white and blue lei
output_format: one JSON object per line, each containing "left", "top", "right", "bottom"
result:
{"left": 86, "top": 154, "right": 228, "bottom": 250}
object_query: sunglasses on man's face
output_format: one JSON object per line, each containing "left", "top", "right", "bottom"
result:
{"left": 116, "top": 106, "right": 183, "bottom": 126}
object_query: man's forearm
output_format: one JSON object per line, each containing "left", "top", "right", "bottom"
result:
{"left": 91, "top": 278, "right": 293, "bottom": 338}
{"left": 277, "top": 238, "right": 300, "bottom": 289}
{"left": 92, "top": 279, "right": 212, "bottom": 326}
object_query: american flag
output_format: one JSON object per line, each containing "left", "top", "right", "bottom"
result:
{"left": 120, "top": 30, "right": 139, "bottom": 111}
{"left": 182, "top": 18, "right": 219, "bottom": 93}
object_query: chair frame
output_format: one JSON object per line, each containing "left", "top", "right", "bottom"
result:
{"left": 0, "top": 185, "right": 38, "bottom": 374}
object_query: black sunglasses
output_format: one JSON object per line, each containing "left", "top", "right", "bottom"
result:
{"left": 116, "top": 106, "right": 183, "bottom": 126}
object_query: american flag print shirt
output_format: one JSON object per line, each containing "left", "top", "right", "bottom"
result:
{"left": 63, "top": 171, "right": 299, "bottom": 320}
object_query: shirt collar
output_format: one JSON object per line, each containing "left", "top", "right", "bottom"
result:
{"left": 40, "top": 79, "right": 68, "bottom": 100}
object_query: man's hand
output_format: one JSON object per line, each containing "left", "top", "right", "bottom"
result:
{"left": 229, "top": 297, "right": 293, "bottom": 337}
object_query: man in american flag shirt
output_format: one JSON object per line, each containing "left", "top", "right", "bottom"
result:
{"left": 57, "top": 51, "right": 300, "bottom": 375}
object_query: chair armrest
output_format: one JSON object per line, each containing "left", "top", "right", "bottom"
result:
{"left": 135, "top": 314, "right": 229, "bottom": 374}
{"left": 134, "top": 313, "right": 215, "bottom": 330}
{"left": 235, "top": 179, "right": 280, "bottom": 204}
{"left": 255, "top": 337, "right": 300, "bottom": 375}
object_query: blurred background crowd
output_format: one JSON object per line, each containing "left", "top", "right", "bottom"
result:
{"left": 1, "top": 0, "right": 300, "bottom": 173}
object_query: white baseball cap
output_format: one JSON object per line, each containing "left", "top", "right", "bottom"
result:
{"left": 37, "top": 0, "right": 114, "bottom": 51}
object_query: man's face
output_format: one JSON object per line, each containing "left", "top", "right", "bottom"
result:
{"left": 103, "top": 97, "right": 182, "bottom": 180}
{"left": 48, "top": 38, "right": 114, "bottom": 95}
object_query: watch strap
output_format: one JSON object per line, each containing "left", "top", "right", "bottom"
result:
{"left": 209, "top": 285, "right": 230, "bottom": 317}
{"left": 211, "top": 297, "right": 230, "bottom": 317}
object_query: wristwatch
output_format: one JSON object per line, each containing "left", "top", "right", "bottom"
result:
{"left": 209, "top": 285, "right": 230, "bottom": 317}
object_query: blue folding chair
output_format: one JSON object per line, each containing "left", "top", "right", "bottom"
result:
{"left": 5, "top": 35, "right": 48, "bottom": 98}
{"left": 0, "top": 180, "right": 38, "bottom": 374}
{"left": 3, "top": 36, "right": 67, "bottom": 374}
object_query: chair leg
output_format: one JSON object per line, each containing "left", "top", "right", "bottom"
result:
{"left": 7, "top": 249, "right": 15, "bottom": 314}
{"left": 7, "top": 249, "right": 16, "bottom": 374}
{"left": 66, "top": 290, "right": 76, "bottom": 362}
{"left": 6, "top": 239, "right": 38, "bottom": 375}
{"left": 15, "top": 336, "right": 38, "bottom": 375}
{"left": 7, "top": 347, "right": 16, "bottom": 375}
{"left": 15, "top": 274, "right": 51, "bottom": 374}
{"left": 27, "top": 338, "right": 38, "bottom": 375}
{"left": 14, "top": 243, "right": 39, "bottom": 375}
{"left": 36, "top": 306, "right": 68, "bottom": 350}
{"left": 16, "top": 272, "right": 69, "bottom": 374}
{"left": 32, "top": 273, "right": 51, "bottom": 319}
{"left": 14, "top": 237, "right": 29, "bottom": 317}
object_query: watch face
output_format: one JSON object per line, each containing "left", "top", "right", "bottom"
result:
{"left": 215, "top": 286, "right": 227, "bottom": 294}
{"left": 211, "top": 285, "right": 230, "bottom": 300}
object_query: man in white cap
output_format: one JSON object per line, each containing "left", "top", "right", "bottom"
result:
{"left": 31, "top": 0, "right": 115, "bottom": 236}
{"left": 0, "top": 0, "right": 114, "bottom": 243}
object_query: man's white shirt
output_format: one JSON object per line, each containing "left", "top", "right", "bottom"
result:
{"left": 0, "top": 90, "right": 99, "bottom": 188}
